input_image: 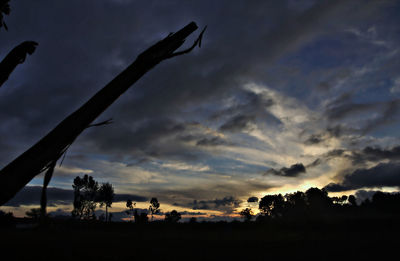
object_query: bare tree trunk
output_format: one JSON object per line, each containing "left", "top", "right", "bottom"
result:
{"left": 0, "top": 41, "right": 38, "bottom": 88}
{"left": 0, "top": 22, "right": 205, "bottom": 206}
{"left": 40, "top": 161, "right": 56, "bottom": 220}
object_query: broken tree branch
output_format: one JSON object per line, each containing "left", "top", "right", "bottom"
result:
{"left": 0, "top": 0, "right": 10, "bottom": 31}
{"left": 0, "top": 41, "right": 38, "bottom": 88}
{"left": 0, "top": 22, "right": 204, "bottom": 206}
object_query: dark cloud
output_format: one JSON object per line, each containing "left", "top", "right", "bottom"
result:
{"left": 219, "top": 114, "right": 255, "bottom": 132}
{"left": 315, "top": 68, "right": 352, "bottom": 92}
{"left": 84, "top": 118, "right": 207, "bottom": 162}
{"left": 307, "top": 145, "right": 400, "bottom": 171}
{"left": 196, "top": 136, "right": 230, "bottom": 147}
{"left": 216, "top": 90, "right": 278, "bottom": 133}
{"left": 247, "top": 196, "right": 259, "bottom": 203}
{"left": 362, "top": 146, "right": 400, "bottom": 160}
{"left": 305, "top": 134, "right": 324, "bottom": 145}
{"left": 5, "top": 186, "right": 72, "bottom": 207}
{"left": 0, "top": 0, "right": 360, "bottom": 167}
{"left": 323, "top": 96, "right": 400, "bottom": 136}
{"left": 303, "top": 125, "right": 349, "bottom": 145}
{"left": 324, "top": 162, "right": 400, "bottom": 192}
{"left": 306, "top": 158, "right": 322, "bottom": 168}
{"left": 4, "top": 186, "right": 147, "bottom": 207}
{"left": 351, "top": 145, "right": 400, "bottom": 165}
{"left": 361, "top": 99, "right": 400, "bottom": 135}
{"left": 155, "top": 180, "right": 277, "bottom": 206}
{"left": 354, "top": 190, "right": 380, "bottom": 204}
{"left": 113, "top": 194, "right": 148, "bottom": 203}
{"left": 189, "top": 196, "right": 242, "bottom": 214}
{"left": 179, "top": 211, "right": 207, "bottom": 216}
{"left": 325, "top": 94, "right": 376, "bottom": 121}
{"left": 265, "top": 163, "right": 306, "bottom": 177}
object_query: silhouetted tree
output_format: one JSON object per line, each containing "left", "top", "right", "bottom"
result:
{"left": 98, "top": 182, "right": 115, "bottom": 222}
{"left": 72, "top": 175, "right": 99, "bottom": 220}
{"left": 259, "top": 194, "right": 285, "bottom": 218}
{"left": 332, "top": 195, "right": 348, "bottom": 205}
{"left": 305, "top": 187, "right": 332, "bottom": 214}
{"left": 239, "top": 208, "right": 254, "bottom": 222}
{"left": 25, "top": 208, "right": 41, "bottom": 220}
{"left": 165, "top": 210, "right": 181, "bottom": 223}
{"left": 134, "top": 210, "right": 148, "bottom": 224}
{"left": 149, "top": 197, "right": 160, "bottom": 221}
{"left": 0, "top": 210, "right": 14, "bottom": 227}
{"left": 348, "top": 195, "right": 357, "bottom": 206}
{"left": 126, "top": 199, "right": 136, "bottom": 222}
{"left": 189, "top": 217, "right": 197, "bottom": 224}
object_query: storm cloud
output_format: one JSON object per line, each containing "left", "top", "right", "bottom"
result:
{"left": 265, "top": 163, "right": 306, "bottom": 177}
{"left": 325, "top": 162, "right": 400, "bottom": 192}
{"left": 4, "top": 186, "right": 147, "bottom": 207}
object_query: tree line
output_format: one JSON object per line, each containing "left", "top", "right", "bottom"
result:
{"left": 2, "top": 176, "right": 400, "bottom": 226}
{"left": 21, "top": 174, "right": 182, "bottom": 224}
{"left": 240, "top": 187, "right": 400, "bottom": 222}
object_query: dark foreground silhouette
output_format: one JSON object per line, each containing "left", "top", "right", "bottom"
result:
{"left": 1, "top": 189, "right": 399, "bottom": 260}
{"left": 0, "top": 217, "right": 398, "bottom": 260}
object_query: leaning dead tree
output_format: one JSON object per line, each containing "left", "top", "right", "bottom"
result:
{"left": 0, "top": 21, "right": 206, "bottom": 206}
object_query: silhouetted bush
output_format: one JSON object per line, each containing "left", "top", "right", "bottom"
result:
{"left": 0, "top": 210, "right": 14, "bottom": 228}
{"left": 165, "top": 210, "right": 181, "bottom": 223}
{"left": 256, "top": 188, "right": 400, "bottom": 222}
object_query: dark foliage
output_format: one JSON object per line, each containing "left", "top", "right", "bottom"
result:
{"left": 149, "top": 197, "right": 160, "bottom": 221}
{"left": 71, "top": 175, "right": 99, "bottom": 220}
{"left": 257, "top": 187, "right": 400, "bottom": 221}
{"left": 239, "top": 208, "right": 253, "bottom": 222}
{"left": 165, "top": 210, "right": 181, "bottom": 223}
{"left": 97, "top": 183, "right": 115, "bottom": 222}
{"left": 0, "top": 210, "right": 14, "bottom": 227}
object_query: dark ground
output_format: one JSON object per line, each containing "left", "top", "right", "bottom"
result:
{"left": 1, "top": 217, "right": 398, "bottom": 260}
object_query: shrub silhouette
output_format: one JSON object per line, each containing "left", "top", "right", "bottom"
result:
{"left": 72, "top": 175, "right": 99, "bottom": 220}
{"left": 165, "top": 210, "right": 181, "bottom": 223}
{"left": 239, "top": 208, "right": 253, "bottom": 222}
{"left": 149, "top": 197, "right": 160, "bottom": 221}
{"left": 98, "top": 183, "right": 115, "bottom": 222}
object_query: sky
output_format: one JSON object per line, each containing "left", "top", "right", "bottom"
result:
{"left": 1, "top": 0, "right": 400, "bottom": 221}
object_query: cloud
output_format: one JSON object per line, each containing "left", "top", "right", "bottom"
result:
{"left": 153, "top": 179, "right": 277, "bottom": 212}
{"left": 189, "top": 196, "right": 242, "bottom": 214}
{"left": 265, "top": 163, "right": 306, "bottom": 177}
{"left": 247, "top": 196, "right": 259, "bottom": 203}
{"left": 325, "top": 162, "right": 400, "bottom": 192}
{"left": 219, "top": 114, "right": 255, "bottom": 132}
{"left": 196, "top": 136, "right": 230, "bottom": 147}
{"left": 4, "top": 186, "right": 147, "bottom": 207}
{"left": 351, "top": 145, "right": 400, "bottom": 164}
{"left": 160, "top": 161, "right": 210, "bottom": 172}
{"left": 390, "top": 77, "right": 400, "bottom": 94}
